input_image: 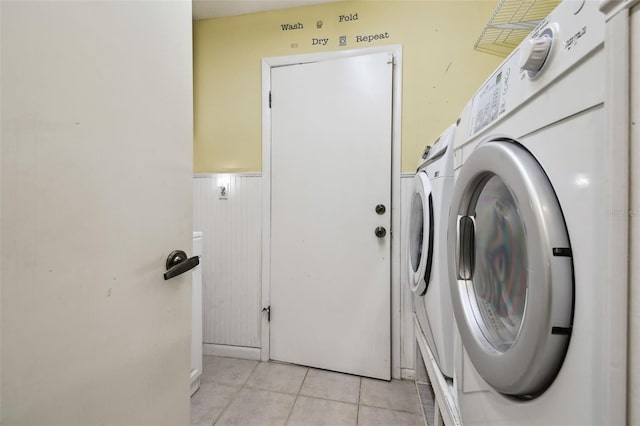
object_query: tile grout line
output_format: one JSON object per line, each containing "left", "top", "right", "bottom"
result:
{"left": 241, "top": 362, "right": 309, "bottom": 396}
{"left": 359, "top": 402, "right": 423, "bottom": 415}
{"left": 291, "top": 394, "right": 360, "bottom": 406}
{"left": 209, "top": 358, "right": 261, "bottom": 425}
{"left": 358, "top": 379, "right": 422, "bottom": 414}
{"left": 358, "top": 392, "right": 423, "bottom": 414}
{"left": 283, "top": 367, "right": 310, "bottom": 426}
{"left": 296, "top": 368, "right": 310, "bottom": 395}
{"left": 241, "top": 359, "right": 262, "bottom": 388}
{"left": 208, "top": 382, "right": 241, "bottom": 425}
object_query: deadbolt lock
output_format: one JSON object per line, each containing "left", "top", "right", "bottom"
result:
{"left": 375, "top": 226, "right": 387, "bottom": 238}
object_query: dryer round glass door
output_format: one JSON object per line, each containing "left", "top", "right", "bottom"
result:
{"left": 448, "top": 140, "right": 574, "bottom": 398}
{"left": 472, "top": 174, "right": 528, "bottom": 352}
{"left": 407, "top": 171, "right": 434, "bottom": 296}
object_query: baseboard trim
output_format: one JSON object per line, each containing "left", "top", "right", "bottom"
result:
{"left": 203, "top": 344, "right": 261, "bottom": 361}
{"left": 401, "top": 368, "right": 416, "bottom": 380}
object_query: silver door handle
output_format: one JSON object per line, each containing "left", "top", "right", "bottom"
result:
{"left": 164, "top": 250, "right": 200, "bottom": 280}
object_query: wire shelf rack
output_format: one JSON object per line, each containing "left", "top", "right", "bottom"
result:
{"left": 474, "top": 0, "right": 561, "bottom": 57}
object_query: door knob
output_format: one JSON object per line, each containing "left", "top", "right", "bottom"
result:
{"left": 164, "top": 250, "right": 200, "bottom": 280}
{"left": 375, "top": 204, "right": 386, "bottom": 215}
{"left": 374, "top": 226, "right": 387, "bottom": 238}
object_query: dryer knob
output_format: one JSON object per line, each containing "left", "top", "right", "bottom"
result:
{"left": 519, "top": 34, "right": 552, "bottom": 76}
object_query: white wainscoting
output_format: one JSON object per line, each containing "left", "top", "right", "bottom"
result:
{"left": 193, "top": 173, "right": 416, "bottom": 374}
{"left": 193, "top": 174, "right": 262, "bottom": 349}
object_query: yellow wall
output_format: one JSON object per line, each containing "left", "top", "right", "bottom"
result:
{"left": 194, "top": 0, "right": 502, "bottom": 173}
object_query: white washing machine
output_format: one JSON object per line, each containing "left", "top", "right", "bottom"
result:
{"left": 407, "top": 124, "right": 456, "bottom": 379}
{"left": 447, "top": 0, "right": 628, "bottom": 424}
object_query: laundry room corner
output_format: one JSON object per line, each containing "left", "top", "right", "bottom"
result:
{"left": 192, "top": 0, "right": 503, "bottom": 380}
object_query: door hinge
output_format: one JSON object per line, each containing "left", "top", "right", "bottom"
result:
{"left": 262, "top": 306, "right": 271, "bottom": 322}
{"left": 269, "top": 91, "right": 272, "bottom": 109}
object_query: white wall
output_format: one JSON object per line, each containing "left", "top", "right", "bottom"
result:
{"left": 194, "top": 174, "right": 417, "bottom": 375}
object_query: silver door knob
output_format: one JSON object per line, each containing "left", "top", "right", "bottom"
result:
{"left": 375, "top": 226, "right": 387, "bottom": 238}
{"left": 375, "top": 204, "right": 386, "bottom": 215}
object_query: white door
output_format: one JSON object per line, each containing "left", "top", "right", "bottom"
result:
{"left": 1, "top": 2, "right": 193, "bottom": 424}
{"left": 270, "top": 52, "right": 393, "bottom": 380}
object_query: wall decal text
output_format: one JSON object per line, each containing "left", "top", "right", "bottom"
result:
{"left": 281, "top": 22, "right": 304, "bottom": 31}
{"left": 356, "top": 32, "right": 390, "bottom": 43}
{"left": 339, "top": 13, "right": 358, "bottom": 22}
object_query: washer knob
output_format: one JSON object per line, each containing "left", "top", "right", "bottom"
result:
{"left": 519, "top": 34, "right": 552, "bottom": 76}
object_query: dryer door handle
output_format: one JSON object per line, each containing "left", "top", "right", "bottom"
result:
{"left": 456, "top": 215, "right": 475, "bottom": 280}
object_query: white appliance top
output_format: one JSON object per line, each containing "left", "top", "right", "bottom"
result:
{"left": 463, "top": 1, "right": 604, "bottom": 142}
{"left": 417, "top": 124, "right": 457, "bottom": 178}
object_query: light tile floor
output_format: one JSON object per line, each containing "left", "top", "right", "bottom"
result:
{"left": 191, "top": 356, "right": 425, "bottom": 426}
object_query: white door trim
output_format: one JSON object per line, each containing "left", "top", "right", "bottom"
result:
{"left": 261, "top": 45, "right": 403, "bottom": 378}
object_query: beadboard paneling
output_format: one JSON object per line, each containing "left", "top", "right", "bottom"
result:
{"left": 193, "top": 174, "right": 262, "bottom": 348}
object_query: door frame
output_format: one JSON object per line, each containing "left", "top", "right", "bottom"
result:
{"left": 260, "top": 45, "right": 403, "bottom": 378}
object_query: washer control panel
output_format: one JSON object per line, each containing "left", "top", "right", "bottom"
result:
{"left": 466, "top": 0, "right": 604, "bottom": 139}
{"left": 468, "top": 53, "right": 518, "bottom": 136}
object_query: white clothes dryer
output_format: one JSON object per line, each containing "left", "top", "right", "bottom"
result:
{"left": 407, "top": 124, "right": 456, "bottom": 378}
{"left": 447, "top": 1, "right": 628, "bottom": 424}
